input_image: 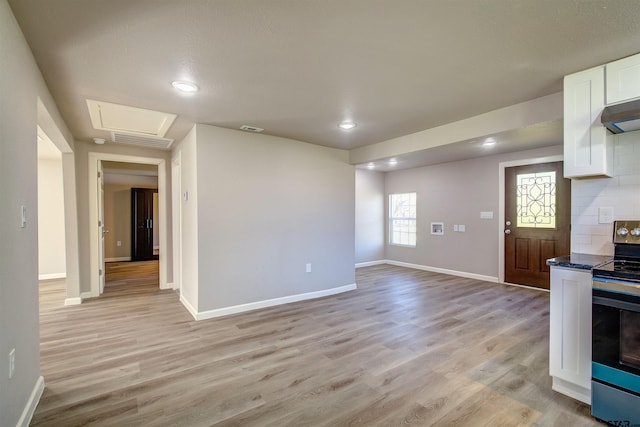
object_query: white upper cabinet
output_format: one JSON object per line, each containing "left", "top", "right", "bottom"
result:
{"left": 606, "top": 53, "right": 640, "bottom": 105}
{"left": 564, "top": 66, "right": 613, "bottom": 178}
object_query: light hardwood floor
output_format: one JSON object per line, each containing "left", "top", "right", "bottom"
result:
{"left": 33, "top": 263, "right": 603, "bottom": 426}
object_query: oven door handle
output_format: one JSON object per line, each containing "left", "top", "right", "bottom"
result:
{"left": 594, "top": 295, "right": 640, "bottom": 312}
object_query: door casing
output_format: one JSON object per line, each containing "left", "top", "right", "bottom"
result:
{"left": 88, "top": 153, "right": 168, "bottom": 297}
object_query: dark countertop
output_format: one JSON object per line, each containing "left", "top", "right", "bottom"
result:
{"left": 546, "top": 253, "right": 612, "bottom": 271}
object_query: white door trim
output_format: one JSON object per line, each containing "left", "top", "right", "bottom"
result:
{"left": 171, "top": 153, "right": 182, "bottom": 293}
{"left": 88, "top": 152, "right": 168, "bottom": 297}
{"left": 498, "top": 154, "right": 564, "bottom": 284}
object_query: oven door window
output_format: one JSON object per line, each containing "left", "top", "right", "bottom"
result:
{"left": 593, "top": 291, "right": 640, "bottom": 378}
{"left": 621, "top": 311, "right": 640, "bottom": 370}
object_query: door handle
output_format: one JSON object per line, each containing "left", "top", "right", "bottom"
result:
{"left": 504, "top": 229, "right": 511, "bottom": 235}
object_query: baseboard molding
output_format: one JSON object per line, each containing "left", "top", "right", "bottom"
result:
{"left": 355, "top": 260, "right": 387, "bottom": 268}
{"left": 80, "top": 291, "right": 95, "bottom": 300}
{"left": 180, "top": 294, "right": 198, "bottom": 320}
{"left": 64, "top": 297, "right": 82, "bottom": 306}
{"left": 195, "top": 283, "right": 357, "bottom": 321}
{"left": 38, "top": 273, "right": 66, "bottom": 281}
{"left": 379, "top": 260, "right": 499, "bottom": 283}
{"left": 105, "top": 257, "right": 131, "bottom": 262}
{"left": 17, "top": 375, "right": 44, "bottom": 427}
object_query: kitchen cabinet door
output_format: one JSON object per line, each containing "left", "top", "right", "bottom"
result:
{"left": 563, "top": 66, "right": 613, "bottom": 178}
{"left": 549, "top": 266, "right": 592, "bottom": 404}
{"left": 606, "top": 53, "right": 640, "bottom": 105}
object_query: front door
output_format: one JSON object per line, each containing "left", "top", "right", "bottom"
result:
{"left": 504, "top": 161, "right": 571, "bottom": 289}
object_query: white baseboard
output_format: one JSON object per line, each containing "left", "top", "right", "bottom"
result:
{"left": 64, "top": 297, "right": 82, "bottom": 306}
{"left": 105, "top": 257, "right": 131, "bottom": 262}
{"left": 355, "top": 260, "right": 387, "bottom": 268}
{"left": 194, "top": 283, "right": 357, "bottom": 321}
{"left": 368, "top": 260, "right": 499, "bottom": 284}
{"left": 180, "top": 294, "right": 198, "bottom": 320}
{"left": 38, "top": 273, "right": 66, "bottom": 281}
{"left": 80, "top": 291, "right": 95, "bottom": 299}
{"left": 17, "top": 375, "right": 44, "bottom": 427}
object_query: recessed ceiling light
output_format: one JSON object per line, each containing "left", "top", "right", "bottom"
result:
{"left": 388, "top": 158, "right": 398, "bottom": 166}
{"left": 171, "top": 80, "right": 199, "bottom": 93}
{"left": 338, "top": 121, "right": 357, "bottom": 130}
{"left": 93, "top": 138, "right": 105, "bottom": 145}
{"left": 483, "top": 138, "right": 497, "bottom": 147}
{"left": 240, "top": 125, "right": 264, "bottom": 133}
{"left": 367, "top": 163, "right": 375, "bottom": 169}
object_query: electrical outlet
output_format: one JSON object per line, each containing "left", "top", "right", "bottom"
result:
{"left": 117, "top": 240, "right": 122, "bottom": 247}
{"left": 9, "top": 348, "right": 15, "bottom": 379}
{"left": 598, "top": 207, "right": 614, "bottom": 224}
{"left": 306, "top": 263, "right": 312, "bottom": 273}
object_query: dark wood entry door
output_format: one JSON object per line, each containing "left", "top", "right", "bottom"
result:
{"left": 505, "top": 162, "right": 570, "bottom": 289}
{"left": 131, "top": 188, "right": 158, "bottom": 261}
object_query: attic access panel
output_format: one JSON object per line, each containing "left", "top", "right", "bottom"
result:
{"left": 87, "top": 99, "right": 177, "bottom": 138}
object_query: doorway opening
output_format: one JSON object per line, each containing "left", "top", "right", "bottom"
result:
{"left": 88, "top": 153, "right": 169, "bottom": 298}
{"left": 100, "top": 162, "right": 161, "bottom": 295}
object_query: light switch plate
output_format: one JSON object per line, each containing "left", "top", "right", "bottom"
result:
{"left": 20, "top": 205, "right": 27, "bottom": 228}
{"left": 598, "top": 207, "right": 614, "bottom": 224}
{"left": 480, "top": 211, "right": 493, "bottom": 219}
{"left": 453, "top": 224, "right": 459, "bottom": 232}
{"left": 459, "top": 224, "right": 466, "bottom": 232}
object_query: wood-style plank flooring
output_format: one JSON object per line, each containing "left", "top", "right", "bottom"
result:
{"left": 33, "top": 263, "right": 603, "bottom": 426}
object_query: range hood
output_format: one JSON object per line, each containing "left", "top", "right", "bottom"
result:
{"left": 601, "top": 99, "right": 640, "bottom": 133}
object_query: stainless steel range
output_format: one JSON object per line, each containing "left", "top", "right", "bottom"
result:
{"left": 592, "top": 220, "right": 640, "bottom": 424}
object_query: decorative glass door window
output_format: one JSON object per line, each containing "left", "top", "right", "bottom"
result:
{"left": 516, "top": 171, "right": 556, "bottom": 228}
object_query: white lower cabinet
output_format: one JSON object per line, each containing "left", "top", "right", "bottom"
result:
{"left": 549, "top": 266, "right": 592, "bottom": 404}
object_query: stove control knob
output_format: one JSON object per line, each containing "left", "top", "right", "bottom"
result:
{"left": 618, "top": 227, "right": 629, "bottom": 236}
{"left": 631, "top": 228, "right": 640, "bottom": 237}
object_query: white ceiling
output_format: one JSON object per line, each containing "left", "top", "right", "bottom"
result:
{"left": 10, "top": 0, "right": 640, "bottom": 167}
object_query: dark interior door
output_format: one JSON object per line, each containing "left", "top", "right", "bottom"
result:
{"left": 131, "top": 188, "right": 158, "bottom": 261}
{"left": 505, "top": 162, "right": 571, "bottom": 289}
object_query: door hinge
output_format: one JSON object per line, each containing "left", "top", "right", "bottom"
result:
{"left": 98, "top": 171, "right": 101, "bottom": 178}
{"left": 99, "top": 269, "right": 103, "bottom": 276}
{"left": 98, "top": 220, "right": 102, "bottom": 227}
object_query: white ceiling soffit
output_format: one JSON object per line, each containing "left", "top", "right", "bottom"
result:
{"left": 86, "top": 99, "right": 177, "bottom": 138}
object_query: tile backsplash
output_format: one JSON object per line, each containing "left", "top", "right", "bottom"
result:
{"left": 571, "top": 132, "right": 640, "bottom": 255}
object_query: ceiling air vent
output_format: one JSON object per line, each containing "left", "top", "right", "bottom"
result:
{"left": 111, "top": 131, "right": 174, "bottom": 150}
{"left": 240, "top": 125, "right": 264, "bottom": 132}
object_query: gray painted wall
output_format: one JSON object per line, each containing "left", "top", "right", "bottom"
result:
{"left": 193, "top": 124, "right": 355, "bottom": 312}
{"left": 172, "top": 126, "right": 199, "bottom": 309}
{"left": 38, "top": 158, "right": 66, "bottom": 277}
{"left": 0, "top": 1, "right": 71, "bottom": 424}
{"left": 355, "top": 169, "right": 385, "bottom": 264}
{"left": 384, "top": 145, "right": 563, "bottom": 278}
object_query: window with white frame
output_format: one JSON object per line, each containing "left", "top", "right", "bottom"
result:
{"left": 389, "top": 192, "right": 417, "bottom": 246}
